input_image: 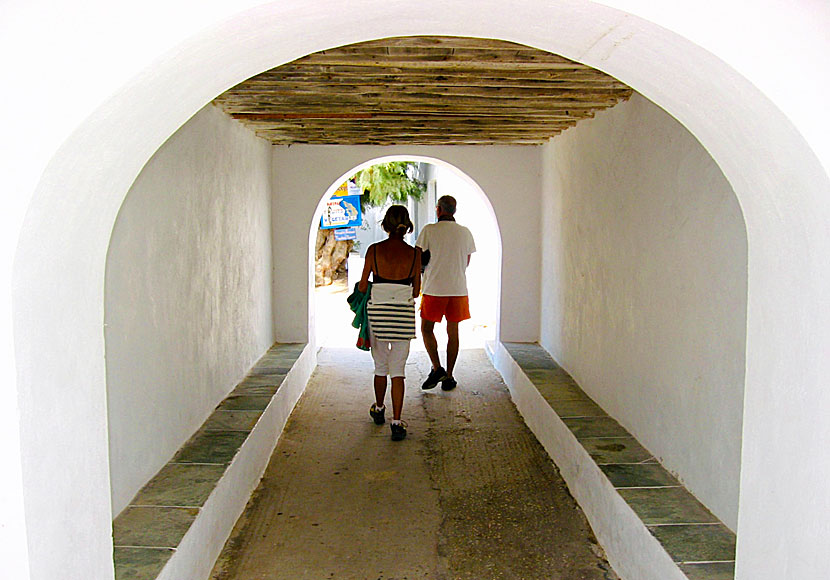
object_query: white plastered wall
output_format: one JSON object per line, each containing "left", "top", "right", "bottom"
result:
{"left": 541, "top": 94, "right": 747, "bottom": 529}
{"left": 105, "top": 104, "right": 275, "bottom": 514}
{"left": 3, "top": 2, "right": 829, "bottom": 580}
{"left": 271, "top": 145, "right": 539, "bottom": 346}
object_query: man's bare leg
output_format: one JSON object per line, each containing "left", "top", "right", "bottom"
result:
{"left": 421, "top": 318, "right": 442, "bottom": 371}
{"left": 446, "top": 321, "right": 460, "bottom": 378}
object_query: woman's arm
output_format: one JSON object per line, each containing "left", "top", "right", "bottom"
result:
{"left": 358, "top": 245, "right": 374, "bottom": 293}
{"left": 412, "top": 247, "right": 422, "bottom": 298}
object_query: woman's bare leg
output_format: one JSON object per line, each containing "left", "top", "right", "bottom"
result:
{"left": 374, "top": 375, "right": 387, "bottom": 408}
{"left": 390, "top": 376, "right": 405, "bottom": 420}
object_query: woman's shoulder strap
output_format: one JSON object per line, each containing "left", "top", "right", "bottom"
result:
{"left": 371, "top": 242, "right": 379, "bottom": 273}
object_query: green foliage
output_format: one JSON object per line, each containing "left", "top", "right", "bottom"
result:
{"left": 352, "top": 162, "right": 425, "bottom": 209}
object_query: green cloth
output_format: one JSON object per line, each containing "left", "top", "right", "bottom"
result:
{"left": 347, "top": 281, "right": 372, "bottom": 351}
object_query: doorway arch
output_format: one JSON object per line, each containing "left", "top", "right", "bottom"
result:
{"left": 305, "top": 155, "right": 503, "bottom": 350}
{"left": 10, "top": 3, "right": 829, "bottom": 579}
{"left": 272, "top": 146, "right": 529, "bottom": 351}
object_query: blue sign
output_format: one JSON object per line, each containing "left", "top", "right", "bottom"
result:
{"left": 321, "top": 194, "right": 362, "bottom": 229}
{"left": 334, "top": 227, "right": 356, "bottom": 241}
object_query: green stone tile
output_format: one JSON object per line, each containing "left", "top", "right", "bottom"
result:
{"left": 504, "top": 343, "right": 561, "bottom": 369}
{"left": 217, "top": 394, "right": 272, "bottom": 411}
{"left": 549, "top": 398, "right": 606, "bottom": 418}
{"left": 502, "top": 342, "right": 542, "bottom": 355}
{"left": 649, "top": 524, "right": 736, "bottom": 563}
{"left": 600, "top": 464, "right": 679, "bottom": 488}
{"left": 581, "top": 438, "right": 654, "bottom": 464}
{"left": 132, "top": 464, "right": 225, "bottom": 507}
{"left": 259, "top": 349, "right": 300, "bottom": 359}
{"left": 253, "top": 353, "right": 286, "bottom": 368}
{"left": 274, "top": 341, "right": 305, "bottom": 351}
{"left": 503, "top": 341, "right": 534, "bottom": 350}
{"left": 113, "top": 506, "right": 199, "bottom": 548}
{"left": 266, "top": 363, "right": 293, "bottom": 371}
{"left": 263, "top": 343, "right": 305, "bottom": 358}
{"left": 252, "top": 363, "right": 292, "bottom": 373}
{"left": 172, "top": 430, "right": 249, "bottom": 464}
{"left": 203, "top": 410, "right": 262, "bottom": 431}
{"left": 618, "top": 488, "right": 719, "bottom": 525}
{"left": 525, "top": 368, "right": 573, "bottom": 384}
{"left": 536, "top": 381, "right": 590, "bottom": 403}
{"left": 249, "top": 365, "right": 292, "bottom": 375}
{"left": 233, "top": 375, "right": 285, "bottom": 395}
{"left": 234, "top": 379, "right": 281, "bottom": 393}
{"left": 562, "top": 416, "right": 630, "bottom": 438}
{"left": 114, "top": 547, "right": 174, "bottom": 580}
{"left": 680, "top": 561, "right": 735, "bottom": 579}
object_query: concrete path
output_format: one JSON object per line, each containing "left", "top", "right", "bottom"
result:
{"left": 209, "top": 347, "right": 618, "bottom": 580}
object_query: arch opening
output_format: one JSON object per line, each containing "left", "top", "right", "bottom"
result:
{"left": 307, "top": 156, "right": 503, "bottom": 352}
{"left": 8, "top": 4, "right": 830, "bottom": 580}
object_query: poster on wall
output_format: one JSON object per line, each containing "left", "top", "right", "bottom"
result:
{"left": 321, "top": 194, "right": 362, "bottom": 229}
{"left": 332, "top": 180, "right": 361, "bottom": 198}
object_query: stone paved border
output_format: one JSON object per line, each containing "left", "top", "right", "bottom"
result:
{"left": 112, "top": 343, "right": 310, "bottom": 580}
{"left": 490, "top": 341, "right": 736, "bottom": 580}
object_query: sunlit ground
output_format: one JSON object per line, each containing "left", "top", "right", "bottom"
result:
{"left": 314, "top": 276, "right": 495, "bottom": 351}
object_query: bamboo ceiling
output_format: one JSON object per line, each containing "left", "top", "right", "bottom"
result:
{"left": 213, "top": 36, "right": 633, "bottom": 145}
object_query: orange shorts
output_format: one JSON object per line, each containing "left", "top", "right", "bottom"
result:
{"left": 420, "top": 295, "right": 471, "bottom": 323}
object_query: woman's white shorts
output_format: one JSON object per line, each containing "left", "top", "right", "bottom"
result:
{"left": 370, "top": 333, "right": 411, "bottom": 378}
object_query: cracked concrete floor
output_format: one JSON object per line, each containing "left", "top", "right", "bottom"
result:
{"left": 209, "top": 347, "right": 618, "bottom": 580}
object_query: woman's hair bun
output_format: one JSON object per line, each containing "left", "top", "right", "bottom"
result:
{"left": 382, "top": 205, "right": 414, "bottom": 235}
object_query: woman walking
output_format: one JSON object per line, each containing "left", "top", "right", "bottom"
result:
{"left": 358, "top": 205, "right": 421, "bottom": 441}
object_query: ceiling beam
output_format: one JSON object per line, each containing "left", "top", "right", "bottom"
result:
{"left": 212, "top": 36, "right": 632, "bottom": 145}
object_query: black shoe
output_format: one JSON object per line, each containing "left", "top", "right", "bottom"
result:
{"left": 369, "top": 403, "right": 385, "bottom": 425}
{"left": 421, "top": 366, "right": 447, "bottom": 390}
{"left": 390, "top": 421, "right": 408, "bottom": 441}
{"left": 441, "top": 377, "right": 457, "bottom": 391}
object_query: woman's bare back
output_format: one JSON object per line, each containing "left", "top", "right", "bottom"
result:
{"left": 372, "top": 239, "right": 417, "bottom": 280}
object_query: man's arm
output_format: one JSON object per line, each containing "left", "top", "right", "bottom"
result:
{"left": 413, "top": 248, "right": 422, "bottom": 298}
{"left": 415, "top": 226, "right": 429, "bottom": 269}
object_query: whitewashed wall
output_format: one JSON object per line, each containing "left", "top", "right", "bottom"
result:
{"left": 541, "top": 94, "right": 747, "bottom": 529}
{"left": 105, "top": 105, "right": 274, "bottom": 514}
{"left": 4, "top": 2, "right": 829, "bottom": 579}
{"left": 272, "top": 146, "right": 540, "bottom": 345}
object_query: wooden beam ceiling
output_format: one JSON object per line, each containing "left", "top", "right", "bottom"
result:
{"left": 213, "top": 36, "right": 633, "bottom": 145}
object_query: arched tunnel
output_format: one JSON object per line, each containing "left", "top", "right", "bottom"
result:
{"left": 4, "top": 3, "right": 829, "bottom": 580}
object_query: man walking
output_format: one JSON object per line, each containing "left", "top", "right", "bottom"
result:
{"left": 416, "top": 195, "right": 476, "bottom": 391}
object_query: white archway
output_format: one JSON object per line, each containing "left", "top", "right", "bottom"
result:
{"left": 271, "top": 145, "right": 535, "bottom": 349}
{"left": 9, "top": 3, "right": 829, "bottom": 579}
{"left": 306, "top": 155, "right": 503, "bottom": 350}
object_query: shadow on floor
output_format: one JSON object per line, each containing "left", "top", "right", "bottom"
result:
{"left": 209, "top": 347, "right": 617, "bottom": 580}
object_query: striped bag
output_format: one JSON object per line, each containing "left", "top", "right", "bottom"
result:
{"left": 367, "top": 283, "right": 416, "bottom": 341}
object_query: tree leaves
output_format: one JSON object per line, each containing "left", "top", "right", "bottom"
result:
{"left": 353, "top": 162, "right": 426, "bottom": 209}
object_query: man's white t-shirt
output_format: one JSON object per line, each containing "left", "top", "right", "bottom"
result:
{"left": 416, "top": 220, "right": 476, "bottom": 296}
